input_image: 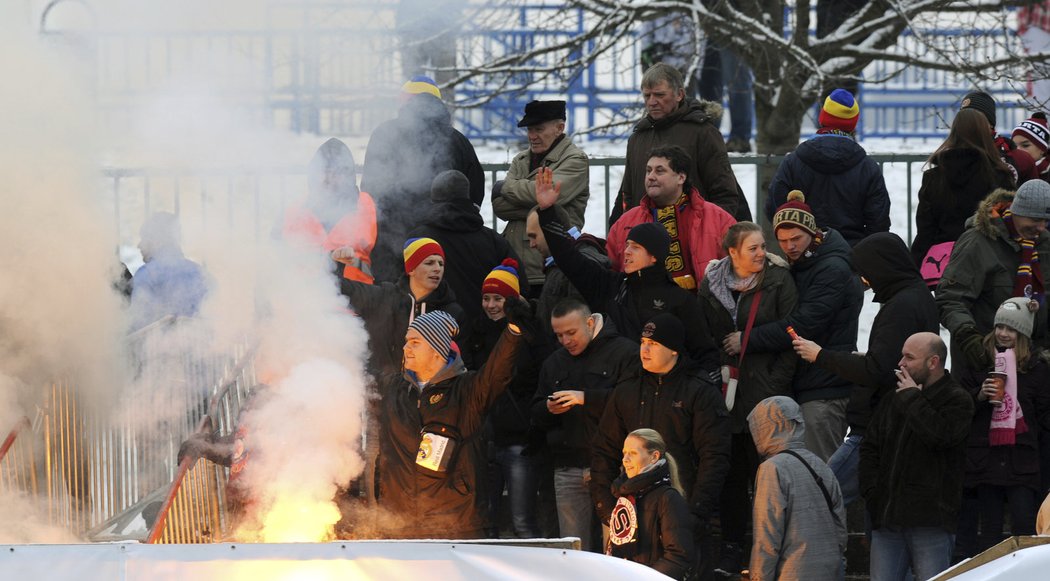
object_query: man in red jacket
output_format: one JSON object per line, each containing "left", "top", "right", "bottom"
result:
{"left": 606, "top": 144, "right": 736, "bottom": 293}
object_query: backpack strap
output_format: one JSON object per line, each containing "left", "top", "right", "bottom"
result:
{"left": 778, "top": 449, "right": 839, "bottom": 521}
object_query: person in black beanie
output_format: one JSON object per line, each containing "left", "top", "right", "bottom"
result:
{"left": 593, "top": 312, "right": 732, "bottom": 578}
{"left": 961, "top": 90, "right": 1040, "bottom": 184}
{"left": 533, "top": 166, "right": 720, "bottom": 371}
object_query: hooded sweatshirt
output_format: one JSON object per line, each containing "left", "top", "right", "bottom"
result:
{"left": 747, "top": 396, "right": 846, "bottom": 581}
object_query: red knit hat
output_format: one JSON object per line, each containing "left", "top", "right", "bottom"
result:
{"left": 1013, "top": 112, "right": 1049, "bottom": 154}
{"left": 403, "top": 237, "right": 444, "bottom": 273}
{"left": 773, "top": 190, "right": 818, "bottom": 235}
{"left": 481, "top": 259, "right": 521, "bottom": 298}
{"left": 818, "top": 89, "right": 860, "bottom": 133}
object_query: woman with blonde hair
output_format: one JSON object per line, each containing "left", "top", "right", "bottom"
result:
{"left": 608, "top": 428, "right": 695, "bottom": 580}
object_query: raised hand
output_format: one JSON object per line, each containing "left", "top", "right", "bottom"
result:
{"left": 535, "top": 166, "right": 562, "bottom": 209}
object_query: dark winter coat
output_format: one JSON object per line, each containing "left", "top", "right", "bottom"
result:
{"left": 859, "top": 372, "right": 974, "bottom": 532}
{"left": 535, "top": 233, "right": 611, "bottom": 339}
{"left": 936, "top": 189, "right": 1050, "bottom": 367}
{"left": 530, "top": 317, "right": 640, "bottom": 468}
{"left": 959, "top": 356, "right": 1050, "bottom": 492}
{"left": 405, "top": 194, "right": 528, "bottom": 327}
{"left": 609, "top": 460, "right": 696, "bottom": 580}
{"left": 538, "top": 205, "right": 720, "bottom": 371}
{"left": 816, "top": 232, "right": 941, "bottom": 435}
{"left": 747, "top": 229, "right": 864, "bottom": 404}
{"left": 342, "top": 275, "right": 467, "bottom": 377}
{"left": 462, "top": 315, "right": 544, "bottom": 447}
{"left": 910, "top": 147, "right": 1016, "bottom": 265}
{"left": 362, "top": 94, "right": 485, "bottom": 283}
{"left": 698, "top": 256, "right": 799, "bottom": 431}
{"left": 614, "top": 99, "right": 751, "bottom": 223}
{"left": 767, "top": 133, "right": 891, "bottom": 247}
{"left": 591, "top": 358, "right": 732, "bottom": 523}
{"left": 376, "top": 328, "right": 521, "bottom": 539}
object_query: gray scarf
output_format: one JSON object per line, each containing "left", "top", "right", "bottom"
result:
{"left": 706, "top": 257, "right": 760, "bottom": 322}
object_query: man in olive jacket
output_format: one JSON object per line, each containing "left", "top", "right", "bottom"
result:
{"left": 610, "top": 63, "right": 751, "bottom": 224}
{"left": 492, "top": 100, "right": 590, "bottom": 292}
{"left": 859, "top": 333, "right": 973, "bottom": 581}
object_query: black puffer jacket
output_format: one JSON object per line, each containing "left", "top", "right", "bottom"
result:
{"left": 859, "top": 372, "right": 974, "bottom": 532}
{"left": 816, "top": 232, "right": 940, "bottom": 435}
{"left": 608, "top": 460, "right": 696, "bottom": 581}
{"left": 747, "top": 229, "right": 865, "bottom": 404}
{"left": 406, "top": 177, "right": 528, "bottom": 327}
{"left": 767, "top": 134, "right": 890, "bottom": 247}
{"left": 538, "top": 205, "right": 720, "bottom": 372}
{"left": 463, "top": 315, "right": 545, "bottom": 448}
{"left": 362, "top": 94, "right": 485, "bottom": 283}
{"left": 910, "top": 147, "right": 1016, "bottom": 266}
{"left": 613, "top": 99, "right": 751, "bottom": 222}
{"left": 376, "top": 329, "right": 521, "bottom": 539}
{"left": 591, "top": 358, "right": 731, "bottom": 523}
{"left": 530, "top": 317, "right": 640, "bottom": 468}
{"left": 342, "top": 275, "right": 466, "bottom": 377}
{"left": 698, "top": 256, "right": 799, "bottom": 432}
{"left": 958, "top": 356, "right": 1050, "bottom": 492}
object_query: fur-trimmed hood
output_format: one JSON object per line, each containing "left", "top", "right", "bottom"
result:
{"left": 971, "top": 188, "right": 1016, "bottom": 239}
{"left": 635, "top": 98, "right": 723, "bottom": 132}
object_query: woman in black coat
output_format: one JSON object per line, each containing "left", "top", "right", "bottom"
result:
{"left": 910, "top": 108, "right": 1016, "bottom": 268}
{"left": 957, "top": 298, "right": 1050, "bottom": 555}
{"left": 608, "top": 428, "right": 695, "bottom": 580}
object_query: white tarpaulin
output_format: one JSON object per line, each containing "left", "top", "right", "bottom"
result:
{"left": 938, "top": 543, "right": 1050, "bottom": 581}
{"left": 0, "top": 541, "right": 673, "bottom": 580}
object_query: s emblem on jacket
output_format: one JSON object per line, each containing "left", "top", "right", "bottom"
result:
{"left": 609, "top": 496, "right": 639, "bottom": 546}
{"left": 429, "top": 393, "right": 444, "bottom": 405}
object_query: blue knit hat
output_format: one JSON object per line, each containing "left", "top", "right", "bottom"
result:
{"left": 408, "top": 311, "right": 459, "bottom": 358}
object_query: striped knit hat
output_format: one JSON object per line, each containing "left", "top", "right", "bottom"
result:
{"left": 1013, "top": 112, "right": 1049, "bottom": 154}
{"left": 404, "top": 237, "right": 445, "bottom": 274}
{"left": 818, "top": 89, "right": 860, "bottom": 133}
{"left": 773, "top": 190, "right": 819, "bottom": 235}
{"left": 482, "top": 258, "right": 521, "bottom": 298}
{"left": 408, "top": 310, "right": 460, "bottom": 358}
{"left": 401, "top": 75, "right": 442, "bottom": 100}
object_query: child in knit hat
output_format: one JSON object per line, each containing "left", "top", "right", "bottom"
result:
{"left": 1013, "top": 112, "right": 1050, "bottom": 180}
{"left": 480, "top": 259, "right": 521, "bottom": 321}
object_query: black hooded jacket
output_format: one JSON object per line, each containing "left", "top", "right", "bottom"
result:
{"left": 910, "top": 147, "right": 1016, "bottom": 265}
{"left": 362, "top": 94, "right": 485, "bottom": 283}
{"left": 608, "top": 459, "right": 696, "bottom": 580}
{"left": 815, "top": 233, "right": 940, "bottom": 435}
{"left": 767, "top": 134, "right": 890, "bottom": 247}
{"left": 538, "top": 205, "right": 720, "bottom": 372}
{"left": 747, "top": 229, "right": 865, "bottom": 404}
{"left": 342, "top": 275, "right": 466, "bottom": 377}
{"left": 406, "top": 171, "right": 528, "bottom": 326}
{"left": 530, "top": 317, "right": 640, "bottom": 468}
{"left": 592, "top": 358, "right": 731, "bottom": 523}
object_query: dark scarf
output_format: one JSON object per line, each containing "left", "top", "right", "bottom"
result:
{"left": 607, "top": 459, "right": 672, "bottom": 561}
{"left": 651, "top": 192, "right": 694, "bottom": 289}
{"left": 1005, "top": 211, "right": 1045, "bottom": 305}
{"left": 529, "top": 134, "right": 567, "bottom": 171}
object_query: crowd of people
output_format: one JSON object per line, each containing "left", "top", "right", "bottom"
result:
{"left": 147, "top": 64, "right": 1050, "bottom": 581}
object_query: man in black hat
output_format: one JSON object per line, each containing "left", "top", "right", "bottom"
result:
{"left": 591, "top": 312, "right": 731, "bottom": 578}
{"left": 493, "top": 100, "right": 590, "bottom": 296}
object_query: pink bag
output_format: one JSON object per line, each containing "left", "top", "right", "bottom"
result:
{"left": 920, "top": 241, "right": 954, "bottom": 288}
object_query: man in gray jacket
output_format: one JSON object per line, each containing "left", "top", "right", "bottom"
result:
{"left": 748, "top": 396, "right": 846, "bottom": 581}
{"left": 492, "top": 100, "right": 590, "bottom": 294}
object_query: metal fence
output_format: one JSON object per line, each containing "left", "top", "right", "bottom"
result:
{"left": 39, "top": 1, "right": 1032, "bottom": 142}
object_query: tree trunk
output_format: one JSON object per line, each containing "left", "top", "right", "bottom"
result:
{"left": 752, "top": 80, "right": 812, "bottom": 230}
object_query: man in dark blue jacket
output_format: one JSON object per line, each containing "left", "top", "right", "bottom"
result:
{"left": 766, "top": 89, "right": 890, "bottom": 247}
{"left": 732, "top": 192, "right": 864, "bottom": 462}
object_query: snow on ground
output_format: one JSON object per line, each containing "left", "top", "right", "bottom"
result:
{"left": 475, "top": 135, "right": 947, "bottom": 354}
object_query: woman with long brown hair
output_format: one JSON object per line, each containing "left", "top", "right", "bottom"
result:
{"left": 911, "top": 108, "right": 1017, "bottom": 268}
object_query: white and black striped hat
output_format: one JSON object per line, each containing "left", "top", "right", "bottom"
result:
{"left": 408, "top": 311, "right": 460, "bottom": 357}
{"left": 1013, "top": 112, "right": 1049, "bottom": 154}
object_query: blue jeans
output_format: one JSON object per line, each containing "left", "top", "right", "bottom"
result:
{"left": 871, "top": 527, "right": 954, "bottom": 581}
{"left": 553, "top": 467, "right": 598, "bottom": 552}
{"left": 720, "top": 48, "right": 753, "bottom": 142}
{"left": 828, "top": 434, "right": 862, "bottom": 507}
{"left": 488, "top": 444, "right": 540, "bottom": 538}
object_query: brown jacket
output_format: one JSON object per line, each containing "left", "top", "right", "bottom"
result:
{"left": 614, "top": 99, "right": 751, "bottom": 223}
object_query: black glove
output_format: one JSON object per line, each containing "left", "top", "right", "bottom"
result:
{"left": 504, "top": 297, "right": 540, "bottom": 341}
{"left": 957, "top": 326, "right": 990, "bottom": 370}
{"left": 491, "top": 180, "right": 505, "bottom": 199}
